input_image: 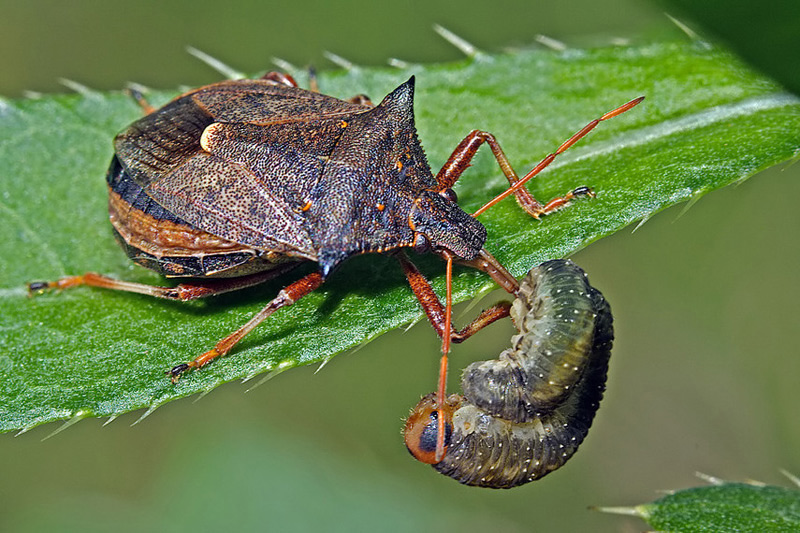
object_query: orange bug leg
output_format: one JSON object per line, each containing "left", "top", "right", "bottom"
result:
{"left": 167, "top": 271, "right": 323, "bottom": 382}
{"left": 432, "top": 97, "right": 644, "bottom": 219}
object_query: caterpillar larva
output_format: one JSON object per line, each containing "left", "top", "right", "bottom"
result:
{"left": 404, "top": 259, "right": 613, "bottom": 489}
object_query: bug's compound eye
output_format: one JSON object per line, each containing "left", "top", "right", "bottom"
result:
{"left": 404, "top": 394, "right": 454, "bottom": 464}
{"left": 439, "top": 188, "right": 458, "bottom": 204}
{"left": 413, "top": 233, "right": 431, "bottom": 254}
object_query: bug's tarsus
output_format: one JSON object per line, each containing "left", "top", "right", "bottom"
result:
{"left": 571, "top": 185, "right": 595, "bottom": 197}
{"left": 539, "top": 185, "right": 597, "bottom": 214}
{"left": 167, "top": 363, "right": 190, "bottom": 383}
{"left": 27, "top": 274, "right": 99, "bottom": 293}
{"left": 27, "top": 281, "right": 52, "bottom": 294}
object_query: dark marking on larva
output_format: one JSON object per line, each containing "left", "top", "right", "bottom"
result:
{"left": 404, "top": 259, "right": 613, "bottom": 488}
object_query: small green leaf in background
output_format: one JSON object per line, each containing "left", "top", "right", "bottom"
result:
{"left": 598, "top": 481, "right": 800, "bottom": 532}
{"left": 1, "top": 40, "right": 799, "bottom": 433}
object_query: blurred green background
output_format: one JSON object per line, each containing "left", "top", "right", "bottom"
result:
{"left": 1, "top": 1, "right": 798, "bottom": 531}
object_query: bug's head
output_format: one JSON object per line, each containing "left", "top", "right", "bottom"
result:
{"left": 404, "top": 393, "right": 461, "bottom": 464}
{"left": 409, "top": 190, "right": 487, "bottom": 260}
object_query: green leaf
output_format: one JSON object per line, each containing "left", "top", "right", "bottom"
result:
{"left": 1, "top": 41, "right": 798, "bottom": 433}
{"left": 601, "top": 482, "right": 800, "bottom": 532}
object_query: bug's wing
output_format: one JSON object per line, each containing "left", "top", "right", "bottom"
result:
{"left": 115, "top": 118, "right": 317, "bottom": 256}
{"left": 197, "top": 117, "right": 350, "bottom": 208}
{"left": 142, "top": 150, "right": 316, "bottom": 257}
{"left": 113, "top": 82, "right": 369, "bottom": 259}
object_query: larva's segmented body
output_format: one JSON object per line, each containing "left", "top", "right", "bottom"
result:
{"left": 404, "top": 259, "right": 613, "bottom": 488}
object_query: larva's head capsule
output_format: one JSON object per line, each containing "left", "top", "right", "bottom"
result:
{"left": 403, "top": 393, "right": 461, "bottom": 464}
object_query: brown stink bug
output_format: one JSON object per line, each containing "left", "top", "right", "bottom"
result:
{"left": 29, "top": 71, "right": 641, "bottom": 406}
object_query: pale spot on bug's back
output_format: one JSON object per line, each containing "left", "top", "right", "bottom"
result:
{"left": 200, "top": 123, "right": 223, "bottom": 153}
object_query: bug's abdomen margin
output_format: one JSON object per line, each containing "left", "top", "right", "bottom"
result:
{"left": 106, "top": 156, "right": 291, "bottom": 278}
{"left": 407, "top": 259, "right": 613, "bottom": 489}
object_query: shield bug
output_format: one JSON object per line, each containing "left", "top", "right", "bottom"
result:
{"left": 404, "top": 259, "right": 613, "bottom": 488}
{"left": 28, "top": 71, "right": 641, "bottom": 388}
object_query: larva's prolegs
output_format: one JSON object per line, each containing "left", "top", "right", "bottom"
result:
{"left": 404, "top": 259, "right": 613, "bottom": 488}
